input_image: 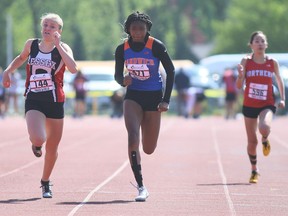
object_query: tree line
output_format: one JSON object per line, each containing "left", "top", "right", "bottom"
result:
{"left": 0, "top": 0, "right": 287, "bottom": 69}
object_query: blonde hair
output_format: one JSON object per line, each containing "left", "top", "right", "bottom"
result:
{"left": 40, "top": 13, "right": 63, "bottom": 30}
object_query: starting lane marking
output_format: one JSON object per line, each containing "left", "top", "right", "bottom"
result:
{"left": 211, "top": 121, "right": 236, "bottom": 216}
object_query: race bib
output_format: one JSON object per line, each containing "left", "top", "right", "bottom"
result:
{"left": 126, "top": 64, "right": 150, "bottom": 81}
{"left": 248, "top": 82, "right": 268, "bottom": 100}
{"left": 30, "top": 74, "right": 55, "bottom": 92}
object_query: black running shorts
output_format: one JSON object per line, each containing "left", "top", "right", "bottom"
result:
{"left": 25, "top": 99, "right": 64, "bottom": 119}
{"left": 124, "top": 89, "right": 163, "bottom": 111}
{"left": 242, "top": 105, "right": 276, "bottom": 118}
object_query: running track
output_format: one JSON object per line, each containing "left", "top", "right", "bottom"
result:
{"left": 0, "top": 115, "right": 288, "bottom": 216}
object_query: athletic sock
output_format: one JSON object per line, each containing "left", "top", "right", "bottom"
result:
{"left": 131, "top": 151, "right": 143, "bottom": 187}
{"left": 248, "top": 154, "right": 257, "bottom": 165}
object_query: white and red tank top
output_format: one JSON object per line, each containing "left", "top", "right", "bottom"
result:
{"left": 25, "top": 39, "right": 66, "bottom": 102}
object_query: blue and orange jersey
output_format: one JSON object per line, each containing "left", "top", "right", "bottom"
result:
{"left": 124, "top": 36, "right": 162, "bottom": 91}
{"left": 244, "top": 57, "right": 275, "bottom": 108}
{"left": 25, "top": 39, "right": 66, "bottom": 102}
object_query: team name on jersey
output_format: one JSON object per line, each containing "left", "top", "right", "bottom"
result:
{"left": 125, "top": 58, "right": 155, "bottom": 66}
{"left": 29, "top": 57, "right": 56, "bottom": 70}
{"left": 246, "top": 70, "right": 273, "bottom": 78}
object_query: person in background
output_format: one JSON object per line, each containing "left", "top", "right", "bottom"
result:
{"left": 114, "top": 11, "right": 175, "bottom": 201}
{"left": 236, "top": 31, "right": 285, "bottom": 184}
{"left": 222, "top": 67, "right": 238, "bottom": 119}
{"left": 5, "top": 70, "right": 21, "bottom": 114}
{"left": 186, "top": 86, "right": 206, "bottom": 119}
{"left": 174, "top": 68, "right": 190, "bottom": 118}
{"left": 192, "top": 87, "right": 206, "bottom": 119}
{"left": 110, "top": 88, "right": 124, "bottom": 118}
{"left": 73, "top": 70, "right": 88, "bottom": 118}
{"left": 2, "top": 13, "right": 77, "bottom": 198}
{"left": 0, "top": 67, "right": 6, "bottom": 118}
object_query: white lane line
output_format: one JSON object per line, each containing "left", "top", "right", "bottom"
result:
{"left": 211, "top": 125, "right": 236, "bottom": 216}
{"left": 68, "top": 160, "right": 130, "bottom": 216}
{"left": 0, "top": 137, "right": 28, "bottom": 149}
{"left": 0, "top": 159, "right": 42, "bottom": 178}
{"left": 0, "top": 117, "right": 175, "bottom": 179}
{"left": 0, "top": 136, "right": 97, "bottom": 179}
{"left": 67, "top": 116, "right": 175, "bottom": 215}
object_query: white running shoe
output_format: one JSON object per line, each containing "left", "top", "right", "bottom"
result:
{"left": 135, "top": 186, "right": 149, "bottom": 202}
{"left": 40, "top": 181, "right": 53, "bottom": 198}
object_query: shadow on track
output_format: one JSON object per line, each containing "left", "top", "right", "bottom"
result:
{"left": 0, "top": 197, "right": 41, "bottom": 204}
{"left": 197, "top": 183, "right": 251, "bottom": 186}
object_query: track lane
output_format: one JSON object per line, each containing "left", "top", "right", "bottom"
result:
{"left": 0, "top": 116, "right": 288, "bottom": 216}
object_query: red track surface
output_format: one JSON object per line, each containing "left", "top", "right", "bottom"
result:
{"left": 0, "top": 115, "right": 288, "bottom": 216}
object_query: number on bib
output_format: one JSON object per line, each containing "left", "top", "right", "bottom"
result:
{"left": 30, "top": 74, "right": 55, "bottom": 92}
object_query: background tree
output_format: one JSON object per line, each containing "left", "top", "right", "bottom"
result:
{"left": 0, "top": 0, "right": 16, "bottom": 68}
{"left": 212, "top": 0, "right": 288, "bottom": 54}
{"left": 3, "top": 0, "right": 288, "bottom": 67}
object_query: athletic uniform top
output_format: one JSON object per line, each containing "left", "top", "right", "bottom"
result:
{"left": 243, "top": 56, "right": 275, "bottom": 108}
{"left": 124, "top": 36, "right": 161, "bottom": 91}
{"left": 115, "top": 34, "right": 175, "bottom": 103}
{"left": 25, "top": 39, "right": 66, "bottom": 102}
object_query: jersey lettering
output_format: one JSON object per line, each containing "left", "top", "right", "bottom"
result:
{"left": 127, "top": 64, "right": 150, "bottom": 80}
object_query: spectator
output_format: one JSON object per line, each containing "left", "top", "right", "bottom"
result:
{"left": 0, "top": 67, "right": 6, "bottom": 118}
{"left": 174, "top": 68, "right": 190, "bottom": 117}
{"left": 73, "top": 70, "right": 88, "bottom": 118}
{"left": 5, "top": 70, "right": 21, "bottom": 114}
{"left": 110, "top": 88, "right": 124, "bottom": 118}
{"left": 186, "top": 86, "right": 206, "bottom": 119}
{"left": 222, "top": 67, "right": 238, "bottom": 119}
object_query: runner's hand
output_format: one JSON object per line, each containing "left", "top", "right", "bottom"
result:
{"left": 53, "top": 31, "right": 61, "bottom": 46}
{"left": 158, "top": 102, "right": 169, "bottom": 112}
{"left": 123, "top": 75, "right": 132, "bottom": 86}
{"left": 237, "top": 64, "right": 244, "bottom": 78}
{"left": 2, "top": 71, "right": 11, "bottom": 88}
{"left": 278, "top": 100, "right": 285, "bottom": 109}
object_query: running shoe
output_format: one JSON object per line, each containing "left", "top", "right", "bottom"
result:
{"left": 135, "top": 186, "right": 149, "bottom": 202}
{"left": 40, "top": 181, "right": 53, "bottom": 198}
{"left": 32, "top": 145, "right": 42, "bottom": 157}
{"left": 249, "top": 170, "right": 259, "bottom": 184}
{"left": 262, "top": 140, "right": 271, "bottom": 156}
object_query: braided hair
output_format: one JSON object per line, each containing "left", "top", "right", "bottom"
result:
{"left": 124, "top": 11, "right": 152, "bottom": 35}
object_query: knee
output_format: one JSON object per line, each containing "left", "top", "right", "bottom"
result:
{"left": 247, "top": 139, "right": 258, "bottom": 152}
{"left": 143, "top": 149, "right": 154, "bottom": 155}
{"left": 259, "top": 124, "right": 271, "bottom": 136}
{"left": 143, "top": 145, "right": 156, "bottom": 155}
